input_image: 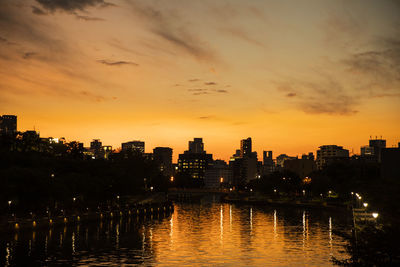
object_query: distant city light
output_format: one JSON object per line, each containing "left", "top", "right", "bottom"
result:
{"left": 170, "top": 176, "right": 174, "bottom": 182}
{"left": 220, "top": 177, "right": 224, "bottom": 183}
{"left": 363, "top": 203, "right": 368, "bottom": 208}
{"left": 372, "top": 213, "right": 379, "bottom": 219}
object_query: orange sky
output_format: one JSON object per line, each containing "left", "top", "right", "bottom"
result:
{"left": 1, "top": 0, "right": 399, "bottom": 162}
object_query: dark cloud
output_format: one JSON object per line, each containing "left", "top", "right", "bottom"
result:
{"left": 0, "top": 36, "right": 16, "bottom": 46}
{"left": 97, "top": 59, "right": 139, "bottom": 66}
{"left": 204, "top": 82, "right": 217, "bottom": 85}
{"left": 31, "top": 6, "right": 47, "bottom": 15}
{"left": 343, "top": 37, "right": 400, "bottom": 89}
{"left": 188, "top": 88, "right": 229, "bottom": 96}
{"left": 220, "top": 27, "right": 265, "bottom": 47}
{"left": 128, "top": 2, "right": 217, "bottom": 61}
{"left": 286, "top": 92, "right": 296, "bottom": 97}
{"left": 35, "top": 0, "right": 114, "bottom": 13}
{"left": 22, "top": 52, "right": 37, "bottom": 59}
{"left": 74, "top": 13, "right": 105, "bottom": 21}
{"left": 80, "top": 90, "right": 106, "bottom": 102}
{"left": 276, "top": 78, "right": 359, "bottom": 115}
{"left": 198, "top": 116, "right": 215, "bottom": 120}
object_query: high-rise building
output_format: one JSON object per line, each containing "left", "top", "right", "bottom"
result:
{"left": 0, "top": 115, "right": 17, "bottom": 135}
{"left": 316, "top": 145, "right": 349, "bottom": 169}
{"left": 121, "top": 141, "right": 145, "bottom": 153}
{"left": 360, "top": 137, "right": 386, "bottom": 162}
{"left": 240, "top": 137, "right": 252, "bottom": 157}
{"left": 90, "top": 139, "right": 103, "bottom": 159}
{"left": 263, "top": 151, "right": 274, "bottom": 174}
{"left": 205, "top": 160, "right": 233, "bottom": 189}
{"left": 153, "top": 147, "right": 173, "bottom": 176}
{"left": 230, "top": 138, "right": 258, "bottom": 186}
{"left": 178, "top": 138, "right": 213, "bottom": 180}
{"left": 188, "top": 138, "right": 204, "bottom": 153}
{"left": 283, "top": 158, "right": 316, "bottom": 178}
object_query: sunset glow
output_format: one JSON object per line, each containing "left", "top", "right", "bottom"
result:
{"left": 1, "top": 0, "right": 399, "bottom": 161}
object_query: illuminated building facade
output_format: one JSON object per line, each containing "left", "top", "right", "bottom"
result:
{"left": 0, "top": 115, "right": 17, "bottom": 135}
{"left": 316, "top": 145, "right": 349, "bottom": 169}
{"left": 178, "top": 138, "right": 213, "bottom": 180}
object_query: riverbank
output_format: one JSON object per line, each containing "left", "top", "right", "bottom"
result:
{"left": 0, "top": 193, "right": 173, "bottom": 233}
{"left": 222, "top": 194, "right": 350, "bottom": 211}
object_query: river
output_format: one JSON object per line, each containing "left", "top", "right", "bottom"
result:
{"left": 1, "top": 199, "right": 350, "bottom": 266}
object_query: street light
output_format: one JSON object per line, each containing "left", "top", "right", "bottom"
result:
{"left": 170, "top": 176, "right": 174, "bottom": 182}
{"left": 8, "top": 200, "right": 12, "bottom": 206}
{"left": 372, "top": 213, "right": 379, "bottom": 219}
{"left": 117, "top": 195, "right": 120, "bottom": 200}
{"left": 302, "top": 190, "right": 306, "bottom": 196}
{"left": 363, "top": 203, "right": 368, "bottom": 208}
{"left": 73, "top": 197, "right": 76, "bottom": 202}
{"left": 51, "top": 173, "right": 55, "bottom": 178}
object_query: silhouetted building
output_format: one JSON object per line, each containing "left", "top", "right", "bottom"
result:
{"left": 205, "top": 160, "right": 233, "bottom": 189}
{"left": 178, "top": 138, "right": 213, "bottom": 180}
{"left": 240, "top": 137, "right": 252, "bottom": 157}
{"left": 381, "top": 147, "right": 400, "bottom": 180}
{"left": 90, "top": 139, "right": 103, "bottom": 159}
{"left": 229, "top": 138, "right": 258, "bottom": 186}
{"left": 276, "top": 154, "right": 297, "bottom": 168}
{"left": 0, "top": 115, "right": 17, "bottom": 135}
{"left": 188, "top": 138, "right": 204, "bottom": 153}
{"left": 283, "top": 158, "right": 316, "bottom": 178}
{"left": 103, "top": 145, "right": 112, "bottom": 159}
{"left": 153, "top": 147, "right": 173, "bottom": 176}
{"left": 263, "top": 150, "right": 274, "bottom": 174}
{"left": 121, "top": 140, "right": 145, "bottom": 153}
{"left": 316, "top": 145, "right": 349, "bottom": 169}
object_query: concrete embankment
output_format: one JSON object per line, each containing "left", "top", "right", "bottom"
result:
{"left": 0, "top": 196, "right": 174, "bottom": 233}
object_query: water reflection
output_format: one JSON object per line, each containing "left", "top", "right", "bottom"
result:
{"left": 0, "top": 203, "right": 350, "bottom": 266}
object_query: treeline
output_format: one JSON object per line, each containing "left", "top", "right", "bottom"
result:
{"left": 0, "top": 133, "right": 169, "bottom": 214}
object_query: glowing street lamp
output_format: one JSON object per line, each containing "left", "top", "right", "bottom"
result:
{"left": 363, "top": 203, "right": 368, "bottom": 208}
{"left": 73, "top": 197, "right": 76, "bottom": 202}
{"left": 51, "top": 173, "right": 55, "bottom": 178}
{"left": 170, "top": 176, "right": 174, "bottom": 182}
{"left": 372, "top": 213, "right": 379, "bottom": 219}
{"left": 302, "top": 190, "right": 306, "bottom": 196}
{"left": 273, "top": 189, "right": 277, "bottom": 193}
{"left": 8, "top": 200, "right": 12, "bottom": 206}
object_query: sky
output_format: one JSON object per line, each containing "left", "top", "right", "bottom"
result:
{"left": 0, "top": 0, "right": 399, "bottom": 161}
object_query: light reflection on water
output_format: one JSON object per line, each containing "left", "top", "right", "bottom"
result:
{"left": 0, "top": 202, "right": 350, "bottom": 266}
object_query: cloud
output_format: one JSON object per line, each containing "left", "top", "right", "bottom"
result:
{"left": 220, "top": 27, "right": 265, "bottom": 47}
{"left": 97, "top": 59, "right": 139, "bottom": 66}
{"left": 198, "top": 116, "right": 213, "bottom": 120}
{"left": 31, "top": 6, "right": 47, "bottom": 15}
{"left": 35, "top": 0, "right": 114, "bottom": 13}
{"left": 80, "top": 90, "right": 106, "bottom": 102}
{"left": 276, "top": 78, "right": 359, "bottom": 115}
{"left": 204, "top": 82, "right": 217, "bottom": 85}
{"left": 188, "top": 88, "right": 229, "bottom": 96}
{"left": 74, "top": 13, "right": 105, "bottom": 21}
{"left": 343, "top": 37, "right": 400, "bottom": 90}
{"left": 128, "top": 2, "right": 217, "bottom": 61}
{"left": 22, "top": 52, "right": 37, "bottom": 59}
{"left": 286, "top": 92, "right": 296, "bottom": 97}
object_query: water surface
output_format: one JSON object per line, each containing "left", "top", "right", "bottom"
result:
{"left": 1, "top": 201, "right": 350, "bottom": 266}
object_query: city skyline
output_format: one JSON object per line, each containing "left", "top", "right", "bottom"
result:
{"left": 2, "top": 114, "right": 398, "bottom": 163}
{"left": 1, "top": 0, "right": 400, "bottom": 161}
